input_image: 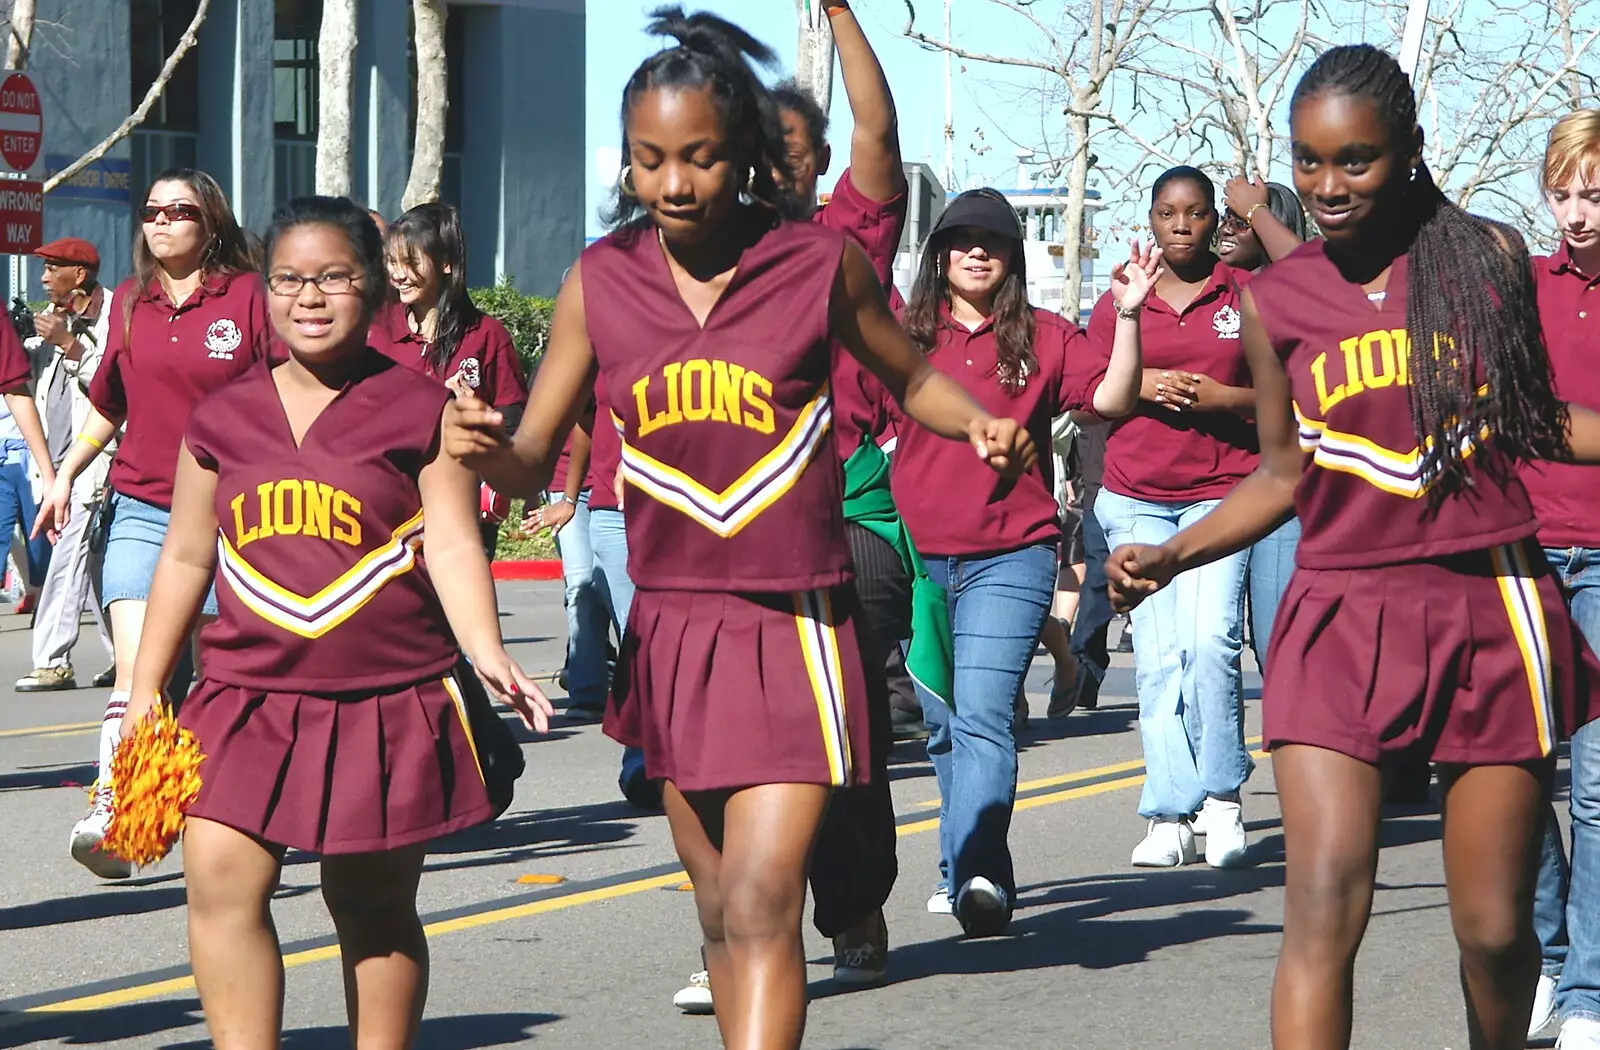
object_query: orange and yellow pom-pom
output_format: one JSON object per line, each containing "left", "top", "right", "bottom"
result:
{"left": 103, "top": 704, "right": 205, "bottom": 867}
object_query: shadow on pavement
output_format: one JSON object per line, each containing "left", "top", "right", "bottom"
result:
{"left": 160, "top": 1010, "right": 563, "bottom": 1049}
{"left": 0, "top": 762, "right": 98, "bottom": 792}
{"left": 0, "top": 997, "right": 204, "bottom": 1047}
{"left": 0, "top": 883, "right": 192, "bottom": 931}
{"left": 420, "top": 800, "right": 648, "bottom": 875}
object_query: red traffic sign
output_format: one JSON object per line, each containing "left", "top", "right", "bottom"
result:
{"left": 0, "top": 73, "right": 42, "bottom": 172}
{"left": 0, "top": 179, "right": 43, "bottom": 252}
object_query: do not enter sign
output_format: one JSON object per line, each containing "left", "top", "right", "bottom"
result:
{"left": 0, "top": 73, "right": 42, "bottom": 172}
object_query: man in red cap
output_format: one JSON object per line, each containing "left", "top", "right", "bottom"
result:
{"left": 14, "top": 237, "right": 114, "bottom": 692}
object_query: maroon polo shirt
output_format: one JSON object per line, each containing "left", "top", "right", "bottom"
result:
{"left": 90, "top": 271, "right": 271, "bottom": 509}
{"left": 891, "top": 307, "right": 1106, "bottom": 557}
{"left": 817, "top": 167, "right": 908, "bottom": 460}
{"left": 1091, "top": 261, "right": 1258, "bottom": 503}
{"left": 0, "top": 315, "right": 30, "bottom": 392}
{"left": 1522, "top": 245, "right": 1600, "bottom": 549}
{"left": 370, "top": 302, "right": 530, "bottom": 411}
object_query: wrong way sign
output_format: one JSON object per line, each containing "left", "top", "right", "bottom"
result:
{"left": 0, "top": 73, "right": 42, "bottom": 173}
{"left": 0, "top": 180, "right": 43, "bottom": 252}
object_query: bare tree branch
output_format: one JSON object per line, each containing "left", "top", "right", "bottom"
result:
{"left": 43, "top": 0, "right": 211, "bottom": 194}
{"left": 402, "top": 0, "right": 447, "bottom": 210}
{"left": 5, "top": 0, "right": 34, "bottom": 69}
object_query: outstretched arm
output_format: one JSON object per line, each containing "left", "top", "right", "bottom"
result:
{"left": 830, "top": 240, "right": 1032, "bottom": 474}
{"left": 830, "top": 3, "right": 904, "bottom": 203}
{"left": 442, "top": 261, "right": 596, "bottom": 498}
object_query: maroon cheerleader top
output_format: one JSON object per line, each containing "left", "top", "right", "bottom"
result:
{"left": 581, "top": 215, "right": 852, "bottom": 592}
{"left": 1249, "top": 241, "right": 1537, "bottom": 569}
{"left": 184, "top": 352, "right": 461, "bottom": 692}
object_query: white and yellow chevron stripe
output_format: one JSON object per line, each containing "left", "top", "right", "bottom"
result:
{"left": 1294, "top": 404, "right": 1482, "bottom": 498}
{"left": 620, "top": 386, "right": 831, "bottom": 537}
{"left": 1490, "top": 543, "right": 1555, "bottom": 757}
{"left": 217, "top": 509, "right": 426, "bottom": 639}
{"left": 792, "top": 587, "right": 852, "bottom": 786}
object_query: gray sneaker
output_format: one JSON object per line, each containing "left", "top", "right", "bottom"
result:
{"left": 16, "top": 666, "right": 75, "bottom": 692}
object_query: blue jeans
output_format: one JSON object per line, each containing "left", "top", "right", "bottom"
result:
{"left": 1070, "top": 492, "right": 1112, "bottom": 687}
{"left": 0, "top": 457, "right": 48, "bottom": 587}
{"left": 1534, "top": 546, "right": 1600, "bottom": 1020}
{"left": 591, "top": 508, "right": 647, "bottom": 784}
{"left": 551, "top": 489, "right": 608, "bottom": 707}
{"left": 917, "top": 543, "right": 1056, "bottom": 909}
{"left": 1247, "top": 516, "right": 1301, "bottom": 670}
{"left": 1095, "top": 489, "right": 1253, "bottom": 820}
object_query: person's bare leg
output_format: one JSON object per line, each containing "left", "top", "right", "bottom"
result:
{"left": 184, "top": 817, "right": 287, "bottom": 1050}
{"left": 1438, "top": 761, "right": 1550, "bottom": 1050}
{"left": 664, "top": 783, "right": 734, "bottom": 1043}
{"left": 321, "top": 844, "right": 430, "bottom": 1050}
{"left": 718, "top": 782, "right": 829, "bottom": 1050}
{"left": 1270, "top": 744, "right": 1383, "bottom": 1050}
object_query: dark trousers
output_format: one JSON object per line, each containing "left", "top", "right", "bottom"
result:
{"left": 1070, "top": 492, "right": 1113, "bottom": 696}
{"left": 809, "top": 522, "right": 904, "bottom": 937}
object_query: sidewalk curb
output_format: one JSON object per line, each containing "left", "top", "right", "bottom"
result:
{"left": 491, "top": 560, "right": 563, "bottom": 581}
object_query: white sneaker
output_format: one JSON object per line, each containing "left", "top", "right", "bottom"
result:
{"left": 954, "top": 876, "right": 1011, "bottom": 937}
{"left": 1190, "top": 806, "right": 1208, "bottom": 837}
{"left": 69, "top": 784, "right": 132, "bottom": 880}
{"left": 1131, "top": 818, "right": 1196, "bottom": 867}
{"left": 1558, "top": 1016, "right": 1600, "bottom": 1048}
{"left": 672, "top": 969, "right": 714, "bottom": 1015}
{"left": 1530, "top": 973, "right": 1558, "bottom": 1038}
{"left": 927, "top": 887, "right": 954, "bottom": 915}
{"left": 1200, "top": 797, "right": 1250, "bottom": 868}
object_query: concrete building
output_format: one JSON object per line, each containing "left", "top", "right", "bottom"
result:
{"left": 8, "top": 0, "right": 584, "bottom": 301}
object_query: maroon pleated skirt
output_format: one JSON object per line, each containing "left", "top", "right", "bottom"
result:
{"left": 178, "top": 671, "right": 496, "bottom": 854}
{"left": 603, "top": 585, "right": 873, "bottom": 792}
{"left": 1263, "top": 541, "right": 1600, "bottom": 765}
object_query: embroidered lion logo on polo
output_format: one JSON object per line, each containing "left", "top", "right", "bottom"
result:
{"left": 452, "top": 357, "right": 482, "bottom": 390}
{"left": 205, "top": 318, "right": 243, "bottom": 360}
{"left": 1213, "top": 304, "right": 1242, "bottom": 340}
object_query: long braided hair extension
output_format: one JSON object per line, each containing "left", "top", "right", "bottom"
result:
{"left": 1292, "top": 45, "right": 1569, "bottom": 504}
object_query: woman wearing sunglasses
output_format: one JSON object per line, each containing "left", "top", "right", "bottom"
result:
{"left": 35, "top": 168, "right": 270, "bottom": 881}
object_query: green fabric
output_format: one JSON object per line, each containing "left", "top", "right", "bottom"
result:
{"left": 840, "top": 439, "right": 954, "bottom": 709}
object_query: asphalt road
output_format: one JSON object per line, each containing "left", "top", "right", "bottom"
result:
{"left": 0, "top": 580, "right": 1555, "bottom": 1049}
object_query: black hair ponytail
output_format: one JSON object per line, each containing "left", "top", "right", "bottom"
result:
{"left": 602, "top": 6, "right": 792, "bottom": 229}
{"left": 1291, "top": 44, "right": 1568, "bottom": 504}
{"left": 384, "top": 201, "right": 480, "bottom": 376}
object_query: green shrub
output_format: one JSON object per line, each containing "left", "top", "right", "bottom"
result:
{"left": 495, "top": 499, "right": 558, "bottom": 561}
{"left": 470, "top": 276, "right": 554, "bottom": 376}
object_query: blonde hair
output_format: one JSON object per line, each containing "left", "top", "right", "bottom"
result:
{"left": 1544, "top": 109, "right": 1600, "bottom": 190}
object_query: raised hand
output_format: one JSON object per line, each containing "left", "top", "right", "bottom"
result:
{"left": 1223, "top": 172, "right": 1269, "bottom": 220}
{"left": 1110, "top": 239, "right": 1163, "bottom": 312}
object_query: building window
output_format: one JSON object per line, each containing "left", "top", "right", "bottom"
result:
{"left": 130, "top": 0, "right": 201, "bottom": 196}
{"left": 274, "top": 0, "right": 321, "bottom": 203}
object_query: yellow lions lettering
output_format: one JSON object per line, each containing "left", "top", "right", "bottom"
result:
{"left": 231, "top": 480, "right": 362, "bottom": 548}
{"left": 1309, "top": 328, "right": 1411, "bottom": 415}
{"left": 634, "top": 358, "right": 775, "bottom": 437}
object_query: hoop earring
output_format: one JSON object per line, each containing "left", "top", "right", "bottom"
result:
{"left": 617, "top": 165, "right": 637, "bottom": 198}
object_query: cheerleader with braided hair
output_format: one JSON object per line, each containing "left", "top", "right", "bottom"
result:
{"left": 1108, "top": 44, "right": 1600, "bottom": 1049}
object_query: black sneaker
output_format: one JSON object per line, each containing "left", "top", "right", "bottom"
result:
{"left": 832, "top": 909, "right": 888, "bottom": 985}
{"left": 955, "top": 876, "right": 1011, "bottom": 937}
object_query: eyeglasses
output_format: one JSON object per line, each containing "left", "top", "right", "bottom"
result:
{"left": 1218, "top": 211, "right": 1253, "bottom": 233}
{"left": 267, "top": 272, "right": 365, "bottom": 297}
{"left": 139, "top": 203, "right": 203, "bottom": 224}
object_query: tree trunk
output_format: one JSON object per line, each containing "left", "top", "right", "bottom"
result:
{"left": 402, "top": 0, "right": 448, "bottom": 211}
{"left": 43, "top": 0, "right": 211, "bottom": 193}
{"left": 794, "top": 1, "right": 835, "bottom": 115}
{"left": 1061, "top": 108, "right": 1091, "bottom": 325}
{"left": 5, "top": 0, "right": 35, "bottom": 70}
{"left": 315, "top": 0, "right": 357, "bottom": 197}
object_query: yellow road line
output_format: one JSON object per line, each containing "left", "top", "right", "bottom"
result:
{"left": 0, "top": 719, "right": 97, "bottom": 739}
{"left": 23, "top": 736, "right": 1270, "bottom": 1015}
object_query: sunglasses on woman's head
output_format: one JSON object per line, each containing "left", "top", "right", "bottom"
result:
{"left": 140, "top": 203, "right": 203, "bottom": 224}
{"left": 1218, "top": 211, "right": 1253, "bottom": 233}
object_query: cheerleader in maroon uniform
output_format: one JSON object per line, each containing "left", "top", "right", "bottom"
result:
{"left": 119, "top": 196, "right": 550, "bottom": 1049}
{"left": 441, "top": 8, "right": 1076, "bottom": 1046}
{"left": 1109, "top": 46, "right": 1600, "bottom": 1048}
